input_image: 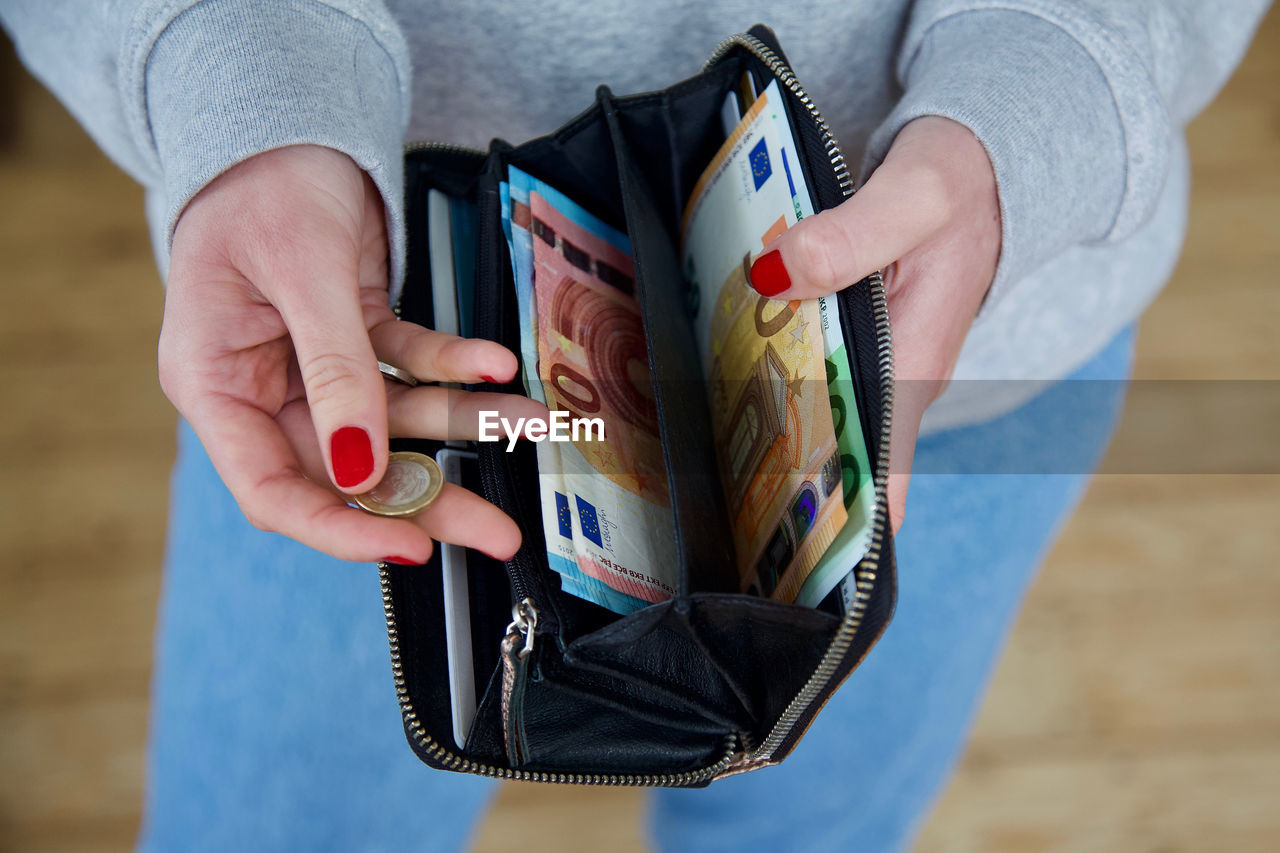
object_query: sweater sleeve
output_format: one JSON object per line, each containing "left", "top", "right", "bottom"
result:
{"left": 864, "top": 0, "right": 1270, "bottom": 315}
{"left": 1, "top": 0, "right": 412, "bottom": 294}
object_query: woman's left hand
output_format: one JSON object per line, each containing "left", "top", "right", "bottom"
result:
{"left": 747, "top": 116, "right": 1002, "bottom": 532}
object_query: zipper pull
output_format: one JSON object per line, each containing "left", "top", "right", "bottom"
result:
{"left": 505, "top": 597, "right": 538, "bottom": 658}
{"left": 501, "top": 598, "right": 538, "bottom": 767}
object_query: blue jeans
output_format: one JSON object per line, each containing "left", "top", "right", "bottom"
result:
{"left": 140, "top": 329, "right": 1134, "bottom": 852}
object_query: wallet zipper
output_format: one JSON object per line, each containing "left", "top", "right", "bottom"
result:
{"left": 704, "top": 33, "right": 895, "bottom": 767}
{"left": 500, "top": 598, "right": 537, "bottom": 766}
{"left": 379, "top": 563, "right": 740, "bottom": 784}
{"left": 380, "top": 33, "right": 893, "bottom": 784}
{"left": 402, "top": 140, "right": 487, "bottom": 157}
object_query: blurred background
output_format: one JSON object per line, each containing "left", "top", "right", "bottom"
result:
{"left": 1, "top": 10, "right": 1277, "bottom": 852}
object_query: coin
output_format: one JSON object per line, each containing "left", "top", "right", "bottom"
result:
{"left": 378, "top": 361, "right": 419, "bottom": 387}
{"left": 354, "top": 451, "right": 443, "bottom": 517}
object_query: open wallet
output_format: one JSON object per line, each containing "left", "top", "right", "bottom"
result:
{"left": 378, "top": 24, "right": 897, "bottom": 787}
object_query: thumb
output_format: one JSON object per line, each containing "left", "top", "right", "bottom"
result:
{"left": 272, "top": 257, "right": 387, "bottom": 494}
{"left": 747, "top": 154, "right": 953, "bottom": 300}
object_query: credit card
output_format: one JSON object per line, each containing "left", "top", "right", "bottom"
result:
{"left": 436, "top": 447, "right": 480, "bottom": 749}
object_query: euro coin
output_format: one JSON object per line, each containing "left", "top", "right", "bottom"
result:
{"left": 354, "top": 451, "right": 443, "bottom": 517}
{"left": 378, "top": 361, "right": 419, "bottom": 387}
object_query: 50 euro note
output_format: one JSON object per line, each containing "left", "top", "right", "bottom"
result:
{"left": 503, "top": 167, "right": 675, "bottom": 614}
{"left": 736, "top": 87, "right": 877, "bottom": 608}
{"left": 682, "top": 80, "right": 874, "bottom": 605}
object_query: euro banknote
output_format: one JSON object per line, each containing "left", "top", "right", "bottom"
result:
{"left": 682, "top": 80, "right": 873, "bottom": 605}
{"left": 503, "top": 168, "right": 675, "bottom": 613}
{"left": 502, "top": 174, "right": 626, "bottom": 610}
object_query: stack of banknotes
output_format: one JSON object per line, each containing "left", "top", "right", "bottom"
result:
{"left": 499, "top": 78, "right": 875, "bottom": 615}
{"left": 501, "top": 169, "right": 677, "bottom": 614}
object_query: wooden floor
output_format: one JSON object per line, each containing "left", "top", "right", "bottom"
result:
{"left": 2, "top": 12, "right": 1278, "bottom": 852}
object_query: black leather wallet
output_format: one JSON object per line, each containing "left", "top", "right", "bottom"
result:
{"left": 380, "top": 25, "right": 896, "bottom": 787}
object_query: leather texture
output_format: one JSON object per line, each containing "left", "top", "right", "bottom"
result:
{"left": 384, "top": 26, "right": 897, "bottom": 786}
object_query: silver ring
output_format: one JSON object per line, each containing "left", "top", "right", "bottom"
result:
{"left": 378, "top": 361, "right": 419, "bottom": 387}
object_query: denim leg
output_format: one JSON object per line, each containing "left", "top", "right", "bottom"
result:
{"left": 650, "top": 329, "right": 1136, "bottom": 853}
{"left": 138, "top": 422, "right": 498, "bottom": 852}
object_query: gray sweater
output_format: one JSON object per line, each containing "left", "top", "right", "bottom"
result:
{"left": 3, "top": 0, "right": 1268, "bottom": 430}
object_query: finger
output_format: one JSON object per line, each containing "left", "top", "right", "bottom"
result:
{"left": 386, "top": 386, "right": 550, "bottom": 440}
{"left": 279, "top": 388, "right": 551, "bottom": 468}
{"left": 270, "top": 250, "right": 388, "bottom": 493}
{"left": 188, "top": 394, "right": 435, "bottom": 563}
{"left": 747, "top": 149, "right": 955, "bottom": 300}
{"left": 412, "top": 482, "right": 523, "bottom": 561}
{"left": 370, "top": 320, "right": 519, "bottom": 385}
{"left": 276, "top": 395, "right": 521, "bottom": 560}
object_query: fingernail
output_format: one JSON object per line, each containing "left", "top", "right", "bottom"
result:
{"left": 480, "top": 375, "right": 503, "bottom": 384}
{"left": 384, "top": 556, "right": 417, "bottom": 565}
{"left": 749, "top": 249, "right": 791, "bottom": 297}
{"left": 331, "top": 426, "right": 374, "bottom": 488}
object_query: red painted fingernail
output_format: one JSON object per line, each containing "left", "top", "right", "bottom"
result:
{"left": 749, "top": 249, "right": 791, "bottom": 297}
{"left": 384, "top": 556, "right": 417, "bottom": 565}
{"left": 480, "top": 375, "right": 503, "bottom": 384}
{"left": 330, "top": 426, "right": 374, "bottom": 488}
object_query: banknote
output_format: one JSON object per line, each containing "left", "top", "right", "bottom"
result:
{"left": 683, "top": 80, "right": 872, "bottom": 604}
{"left": 796, "top": 294, "right": 877, "bottom": 608}
{"left": 502, "top": 171, "right": 647, "bottom": 614}
{"left": 753, "top": 95, "right": 877, "bottom": 607}
{"left": 505, "top": 168, "right": 676, "bottom": 613}
{"left": 500, "top": 178, "right": 547, "bottom": 404}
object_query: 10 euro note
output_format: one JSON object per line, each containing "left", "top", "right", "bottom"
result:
{"left": 508, "top": 169, "right": 677, "bottom": 613}
{"left": 503, "top": 169, "right": 651, "bottom": 614}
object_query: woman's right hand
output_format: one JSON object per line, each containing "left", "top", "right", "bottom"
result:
{"left": 159, "top": 144, "right": 548, "bottom": 564}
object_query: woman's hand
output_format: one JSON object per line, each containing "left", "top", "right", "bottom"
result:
{"left": 159, "top": 145, "right": 548, "bottom": 564}
{"left": 748, "top": 117, "right": 1002, "bottom": 532}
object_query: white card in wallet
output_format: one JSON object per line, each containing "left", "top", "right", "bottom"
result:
{"left": 427, "top": 190, "right": 465, "bottom": 443}
{"left": 436, "top": 447, "right": 478, "bottom": 749}
{"left": 428, "top": 189, "right": 478, "bottom": 747}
